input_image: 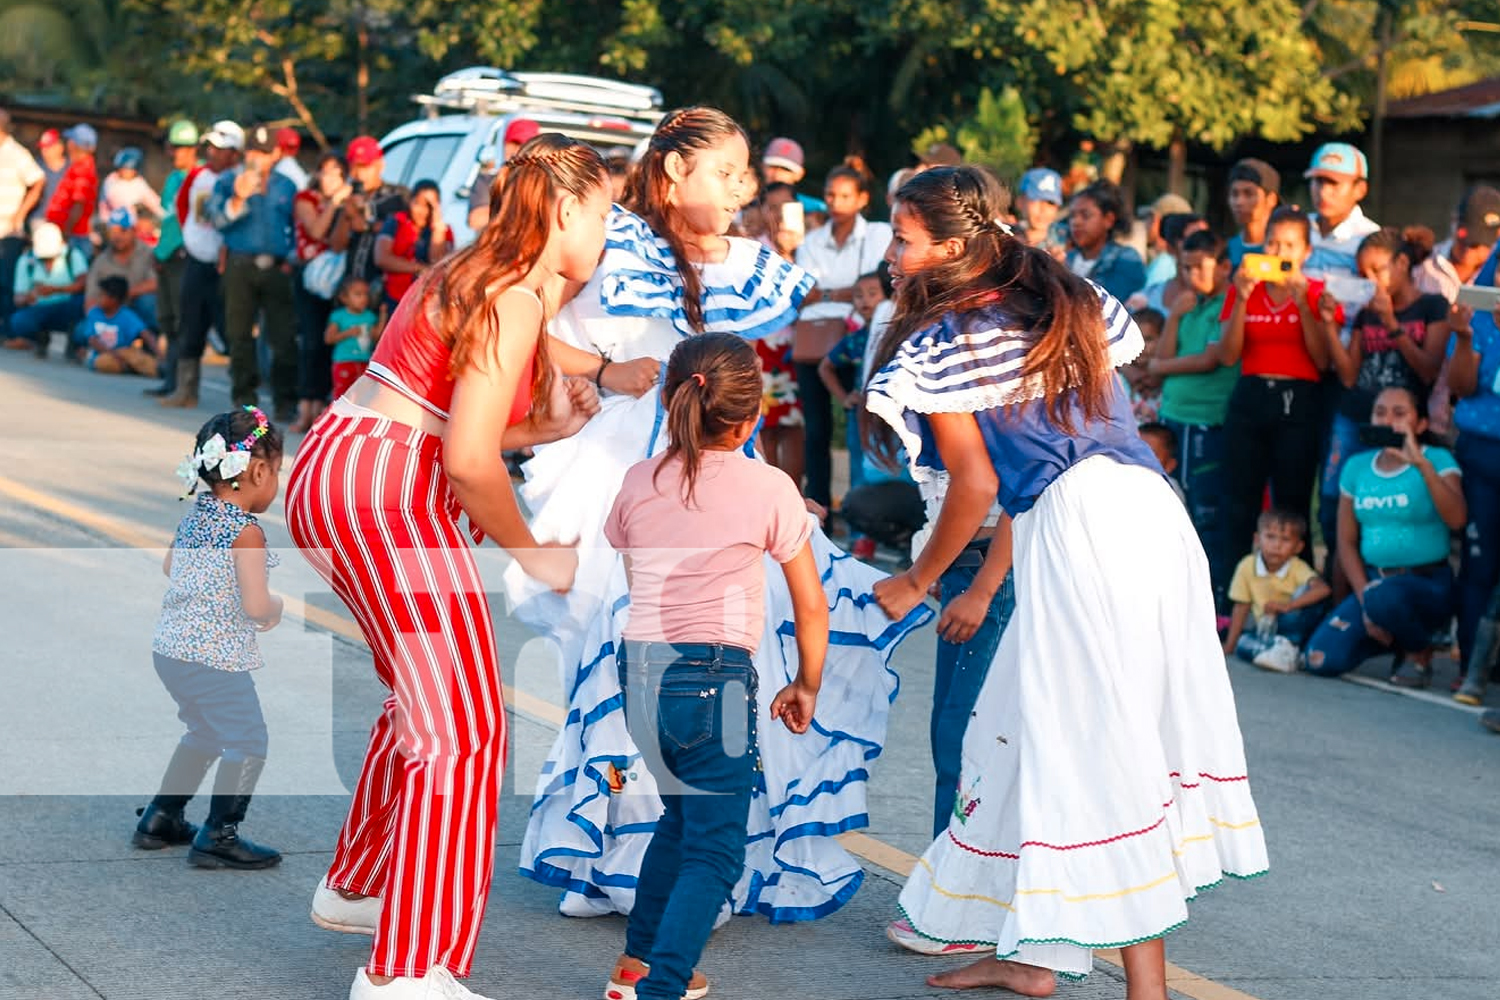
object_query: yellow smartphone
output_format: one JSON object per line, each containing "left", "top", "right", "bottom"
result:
{"left": 1241, "top": 253, "right": 1297, "bottom": 284}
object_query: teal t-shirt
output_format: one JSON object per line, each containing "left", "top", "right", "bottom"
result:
{"left": 329, "top": 307, "right": 379, "bottom": 363}
{"left": 155, "top": 169, "right": 187, "bottom": 261}
{"left": 1158, "top": 293, "right": 1239, "bottom": 426}
{"left": 1339, "top": 445, "right": 1460, "bottom": 568}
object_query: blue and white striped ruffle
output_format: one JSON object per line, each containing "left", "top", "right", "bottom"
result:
{"left": 864, "top": 285, "right": 1141, "bottom": 491}
{"left": 598, "top": 208, "right": 813, "bottom": 343}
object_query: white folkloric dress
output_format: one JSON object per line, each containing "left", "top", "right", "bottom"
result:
{"left": 864, "top": 289, "right": 1268, "bottom": 978}
{"left": 512, "top": 208, "right": 932, "bottom": 923}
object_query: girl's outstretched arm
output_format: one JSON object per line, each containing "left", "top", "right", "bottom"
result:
{"left": 770, "top": 540, "right": 827, "bottom": 733}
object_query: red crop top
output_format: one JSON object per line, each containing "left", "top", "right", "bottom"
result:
{"left": 367, "top": 286, "right": 536, "bottom": 426}
{"left": 1219, "top": 279, "right": 1342, "bottom": 382}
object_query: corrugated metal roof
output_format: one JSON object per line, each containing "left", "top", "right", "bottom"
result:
{"left": 1387, "top": 77, "right": 1500, "bottom": 119}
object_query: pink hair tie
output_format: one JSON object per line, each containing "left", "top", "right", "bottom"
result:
{"left": 691, "top": 373, "right": 706, "bottom": 387}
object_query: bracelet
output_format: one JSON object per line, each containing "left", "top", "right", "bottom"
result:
{"left": 594, "top": 358, "right": 610, "bottom": 388}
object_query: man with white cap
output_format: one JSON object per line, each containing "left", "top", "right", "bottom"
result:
{"left": 0, "top": 108, "right": 45, "bottom": 332}
{"left": 161, "top": 120, "right": 243, "bottom": 408}
{"left": 44, "top": 124, "right": 99, "bottom": 259}
{"left": 2, "top": 222, "right": 88, "bottom": 354}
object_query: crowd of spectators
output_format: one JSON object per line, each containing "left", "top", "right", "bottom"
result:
{"left": 0, "top": 110, "right": 444, "bottom": 435}
{"left": 2, "top": 104, "right": 1498, "bottom": 728}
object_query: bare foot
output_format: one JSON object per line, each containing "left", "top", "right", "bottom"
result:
{"left": 927, "top": 956, "right": 1056, "bottom": 996}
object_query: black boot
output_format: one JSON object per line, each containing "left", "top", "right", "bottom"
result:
{"left": 143, "top": 338, "right": 180, "bottom": 396}
{"left": 188, "top": 755, "right": 281, "bottom": 870}
{"left": 132, "top": 743, "right": 218, "bottom": 849}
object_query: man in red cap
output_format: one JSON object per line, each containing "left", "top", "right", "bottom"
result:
{"left": 335, "top": 135, "right": 408, "bottom": 293}
{"left": 467, "top": 117, "right": 539, "bottom": 232}
{"left": 31, "top": 129, "right": 68, "bottom": 233}
{"left": 272, "top": 127, "right": 308, "bottom": 191}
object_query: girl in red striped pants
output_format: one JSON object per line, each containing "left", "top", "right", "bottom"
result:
{"left": 286, "top": 135, "right": 610, "bottom": 1000}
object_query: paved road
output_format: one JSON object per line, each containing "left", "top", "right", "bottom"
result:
{"left": 3, "top": 351, "right": 1498, "bottom": 1000}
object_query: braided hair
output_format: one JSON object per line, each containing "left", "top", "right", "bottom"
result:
{"left": 625, "top": 107, "right": 748, "bottom": 333}
{"left": 867, "top": 166, "right": 1111, "bottom": 457}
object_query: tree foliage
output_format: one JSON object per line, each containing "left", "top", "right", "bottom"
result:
{"left": 10, "top": 0, "right": 1498, "bottom": 192}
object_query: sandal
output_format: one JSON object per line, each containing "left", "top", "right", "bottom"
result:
{"left": 1390, "top": 659, "right": 1432, "bottom": 689}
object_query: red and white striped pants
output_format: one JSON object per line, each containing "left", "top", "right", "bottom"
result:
{"left": 286, "top": 412, "right": 505, "bottom": 979}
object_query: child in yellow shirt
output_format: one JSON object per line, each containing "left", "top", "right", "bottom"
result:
{"left": 1223, "top": 509, "right": 1331, "bottom": 671}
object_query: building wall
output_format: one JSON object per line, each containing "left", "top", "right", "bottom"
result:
{"left": 1377, "top": 118, "right": 1500, "bottom": 232}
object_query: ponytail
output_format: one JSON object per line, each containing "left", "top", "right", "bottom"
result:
{"left": 653, "top": 332, "right": 763, "bottom": 506}
{"left": 625, "top": 107, "right": 748, "bottom": 333}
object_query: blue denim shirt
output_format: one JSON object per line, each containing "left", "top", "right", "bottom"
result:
{"left": 1066, "top": 241, "right": 1146, "bottom": 303}
{"left": 208, "top": 168, "right": 296, "bottom": 259}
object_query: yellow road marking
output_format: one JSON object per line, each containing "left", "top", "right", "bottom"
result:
{"left": 0, "top": 473, "right": 1263, "bottom": 1000}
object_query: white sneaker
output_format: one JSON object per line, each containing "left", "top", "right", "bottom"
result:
{"left": 313, "top": 880, "right": 381, "bottom": 935}
{"left": 885, "top": 917, "right": 988, "bottom": 956}
{"left": 350, "top": 967, "right": 493, "bottom": 1000}
{"left": 1253, "top": 636, "right": 1302, "bottom": 674}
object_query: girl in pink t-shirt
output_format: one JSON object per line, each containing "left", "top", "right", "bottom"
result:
{"left": 600, "top": 332, "right": 827, "bottom": 1000}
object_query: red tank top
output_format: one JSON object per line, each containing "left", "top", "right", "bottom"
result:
{"left": 367, "top": 286, "right": 535, "bottom": 426}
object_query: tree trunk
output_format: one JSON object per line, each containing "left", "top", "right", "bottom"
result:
{"left": 1167, "top": 129, "right": 1188, "bottom": 195}
{"left": 357, "top": 19, "right": 370, "bottom": 136}
{"left": 1370, "top": 7, "right": 1394, "bottom": 219}
{"left": 1100, "top": 138, "right": 1131, "bottom": 185}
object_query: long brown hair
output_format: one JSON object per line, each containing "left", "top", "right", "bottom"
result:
{"left": 428, "top": 134, "right": 607, "bottom": 411}
{"left": 624, "top": 107, "right": 747, "bottom": 332}
{"left": 867, "top": 166, "right": 1112, "bottom": 441}
{"left": 653, "top": 332, "right": 763, "bottom": 506}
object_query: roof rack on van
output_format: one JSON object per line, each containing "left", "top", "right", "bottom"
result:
{"left": 415, "top": 68, "right": 665, "bottom": 123}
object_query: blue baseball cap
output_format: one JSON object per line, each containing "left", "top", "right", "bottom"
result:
{"left": 64, "top": 124, "right": 98, "bottom": 149}
{"left": 113, "top": 146, "right": 143, "bottom": 171}
{"left": 1018, "top": 167, "right": 1064, "bottom": 205}
{"left": 1304, "top": 143, "right": 1367, "bottom": 181}
{"left": 107, "top": 206, "right": 135, "bottom": 230}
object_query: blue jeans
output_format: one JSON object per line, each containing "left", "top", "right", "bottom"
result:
{"left": 1457, "top": 431, "right": 1500, "bottom": 666}
{"left": 844, "top": 404, "right": 866, "bottom": 491}
{"left": 618, "top": 641, "right": 757, "bottom": 1000}
{"left": 129, "top": 293, "right": 159, "bottom": 332}
{"left": 152, "top": 652, "right": 268, "bottom": 759}
{"left": 9, "top": 295, "right": 85, "bottom": 346}
{"left": 1163, "top": 419, "right": 1229, "bottom": 603}
{"left": 1319, "top": 412, "right": 1363, "bottom": 567}
{"left": 1232, "top": 582, "right": 1327, "bottom": 660}
{"left": 932, "top": 550, "right": 1014, "bottom": 838}
{"left": 1305, "top": 565, "right": 1454, "bottom": 677}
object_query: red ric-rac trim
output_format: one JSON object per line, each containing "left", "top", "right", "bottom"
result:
{"left": 945, "top": 774, "right": 1253, "bottom": 857}
{"left": 1170, "top": 770, "right": 1248, "bottom": 789}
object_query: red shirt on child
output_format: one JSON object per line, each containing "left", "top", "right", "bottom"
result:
{"left": 1219, "top": 280, "right": 1341, "bottom": 381}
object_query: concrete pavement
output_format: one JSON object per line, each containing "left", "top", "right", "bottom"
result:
{"left": 3, "top": 350, "right": 1499, "bottom": 1000}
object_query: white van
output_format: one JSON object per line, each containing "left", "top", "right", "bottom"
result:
{"left": 378, "top": 68, "right": 663, "bottom": 246}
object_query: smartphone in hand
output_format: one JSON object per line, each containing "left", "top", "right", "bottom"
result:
{"left": 1456, "top": 284, "right": 1500, "bottom": 312}
{"left": 1358, "top": 423, "right": 1406, "bottom": 450}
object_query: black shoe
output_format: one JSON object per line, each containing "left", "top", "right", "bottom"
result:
{"left": 132, "top": 743, "right": 218, "bottom": 849}
{"left": 132, "top": 804, "right": 198, "bottom": 849}
{"left": 142, "top": 383, "right": 174, "bottom": 397}
{"left": 188, "top": 822, "right": 282, "bottom": 869}
{"left": 187, "top": 755, "right": 280, "bottom": 870}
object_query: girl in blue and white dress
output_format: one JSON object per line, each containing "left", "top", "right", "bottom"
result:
{"left": 865, "top": 167, "right": 1268, "bottom": 997}
{"left": 510, "top": 107, "right": 932, "bottom": 924}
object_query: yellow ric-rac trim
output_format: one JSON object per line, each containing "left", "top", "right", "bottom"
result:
{"left": 1014, "top": 870, "right": 1181, "bottom": 903}
{"left": 915, "top": 858, "right": 1016, "bottom": 910}
{"left": 916, "top": 856, "right": 1181, "bottom": 907}
{"left": 1209, "top": 816, "right": 1262, "bottom": 831}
